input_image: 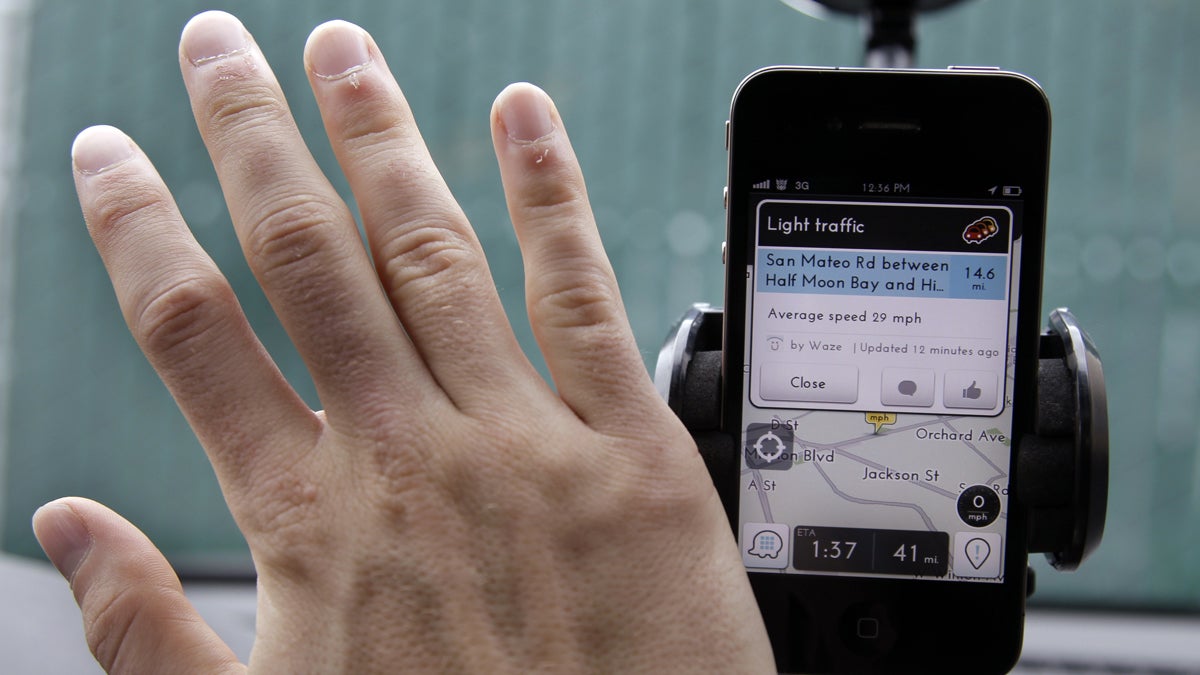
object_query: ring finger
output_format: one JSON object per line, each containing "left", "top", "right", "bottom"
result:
{"left": 302, "top": 21, "right": 542, "bottom": 410}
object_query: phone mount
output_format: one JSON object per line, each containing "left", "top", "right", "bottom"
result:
{"left": 779, "top": 0, "right": 969, "bottom": 68}
{"left": 654, "top": 305, "right": 1108, "bottom": 588}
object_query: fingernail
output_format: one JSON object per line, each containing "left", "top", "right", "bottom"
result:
{"left": 499, "top": 83, "right": 555, "bottom": 142}
{"left": 181, "top": 10, "right": 250, "bottom": 65}
{"left": 32, "top": 502, "right": 92, "bottom": 582}
{"left": 307, "top": 20, "right": 372, "bottom": 80}
{"left": 72, "top": 125, "right": 135, "bottom": 175}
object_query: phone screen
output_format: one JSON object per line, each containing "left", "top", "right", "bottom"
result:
{"left": 738, "top": 195, "right": 1020, "bottom": 583}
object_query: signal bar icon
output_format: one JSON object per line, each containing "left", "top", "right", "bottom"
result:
{"left": 752, "top": 179, "right": 771, "bottom": 190}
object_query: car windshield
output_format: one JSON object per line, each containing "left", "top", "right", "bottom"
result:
{"left": 1, "top": 0, "right": 1197, "bottom": 614}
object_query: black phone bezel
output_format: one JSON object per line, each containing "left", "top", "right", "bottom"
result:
{"left": 722, "top": 67, "right": 1051, "bottom": 674}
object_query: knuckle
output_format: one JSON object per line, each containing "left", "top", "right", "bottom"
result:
{"left": 365, "top": 438, "right": 437, "bottom": 524}
{"left": 517, "top": 169, "right": 588, "bottom": 217}
{"left": 243, "top": 194, "right": 348, "bottom": 279}
{"left": 203, "top": 82, "right": 290, "bottom": 138}
{"left": 81, "top": 581, "right": 157, "bottom": 672}
{"left": 350, "top": 416, "right": 446, "bottom": 514}
{"left": 133, "top": 274, "right": 235, "bottom": 358}
{"left": 529, "top": 269, "right": 622, "bottom": 333}
{"left": 516, "top": 156, "right": 590, "bottom": 216}
{"left": 240, "top": 469, "right": 328, "bottom": 573}
{"left": 379, "top": 217, "right": 477, "bottom": 293}
{"left": 85, "top": 186, "right": 171, "bottom": 239}
{"left": 338, "top": 106, "right": 412, "bottom": 158}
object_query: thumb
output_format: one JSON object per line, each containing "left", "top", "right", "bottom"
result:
{"left": 32, "top": 497, "right": 244, "bottom": 674}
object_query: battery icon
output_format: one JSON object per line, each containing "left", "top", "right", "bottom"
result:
{"left": 1002, "top": 185, "right": 1023, "bottom": 197}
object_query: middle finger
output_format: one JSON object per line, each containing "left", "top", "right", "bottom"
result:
{"left": 178, "top": 12, "right": 437, "bottom": 421}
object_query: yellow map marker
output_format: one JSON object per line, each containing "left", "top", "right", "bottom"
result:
{"left": 866, "top": 412, "right": 897, "bottom": 434}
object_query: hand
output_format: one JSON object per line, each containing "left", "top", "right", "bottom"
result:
{"left": 32, "top": 11, "right": 772, "bottom": 673}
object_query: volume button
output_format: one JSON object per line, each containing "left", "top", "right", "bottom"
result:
{"left": 723, "top": 185, "right": 728, "bottom": 210}
{"left": 725, "top": 120, "right": 730, "bottom": 150}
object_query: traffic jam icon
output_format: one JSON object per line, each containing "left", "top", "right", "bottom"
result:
{"left": 962, "top": 216, "right": 999, "bottom": 244}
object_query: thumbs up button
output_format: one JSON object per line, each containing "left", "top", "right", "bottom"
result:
{"left": 943, "top": 371, "right": 999, "bottom": 410}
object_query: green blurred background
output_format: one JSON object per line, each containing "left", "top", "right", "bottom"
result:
{"left": 1, "top": 0, "right": 1197, "bottom": 610}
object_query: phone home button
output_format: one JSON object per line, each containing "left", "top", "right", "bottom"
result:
{"left": 838, "top": 602, "right": 896, "bottom": 657}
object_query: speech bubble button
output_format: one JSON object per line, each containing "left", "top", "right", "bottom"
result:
{"left": 880, "top": 367, "right": 936, "bottom": 407}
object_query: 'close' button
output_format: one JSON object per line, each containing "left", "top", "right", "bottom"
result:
{"left": 760, "top": 364, "right": 859, "bottom": 403}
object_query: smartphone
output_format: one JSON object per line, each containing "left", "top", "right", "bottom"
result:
{"left": 723, "top": 67, "right": 1050, "bottom": 674}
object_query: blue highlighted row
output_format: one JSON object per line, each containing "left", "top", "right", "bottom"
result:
{"left": 756, "top": 248, "right": 1008, "bottom": 300}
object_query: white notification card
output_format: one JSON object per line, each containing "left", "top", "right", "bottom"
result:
{"left": 750, "top": 200, "right": 1013, "bottom": 416}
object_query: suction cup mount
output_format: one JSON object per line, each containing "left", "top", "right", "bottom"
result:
{"left": 779, "top": 0, "right": 969, "bottom": 67}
